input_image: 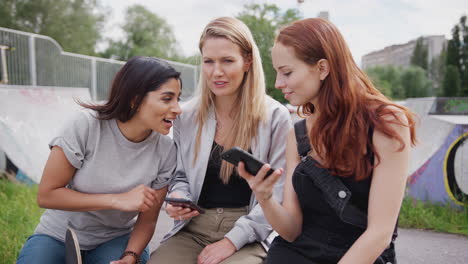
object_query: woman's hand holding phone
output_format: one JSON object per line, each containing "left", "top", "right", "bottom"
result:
{"left": 237, "top": 162, "right": 283, "bottom": 203}
{"left": 165, "top": 192, "right": 200, "bottom": 221}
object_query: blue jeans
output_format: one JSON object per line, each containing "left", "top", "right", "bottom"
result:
{"left": 16, "top": 233, "right": 150, "bottom": 264}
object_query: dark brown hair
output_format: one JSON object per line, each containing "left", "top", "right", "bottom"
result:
{"left": 80, "top": 56, "right": 181, "bottom": 122}
{"left": 276, "top": 18, "right": 417, "bottom": 180}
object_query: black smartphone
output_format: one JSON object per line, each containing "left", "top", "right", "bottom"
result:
{"left": 164, "top": 197, "right": 205, "bottom": 214}
{"left": 221, "top": 147, "right": 274, "bottom": 178}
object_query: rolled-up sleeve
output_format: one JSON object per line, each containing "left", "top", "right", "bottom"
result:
{"left": 48, "top": 111, "right": 90, "bottom": 169}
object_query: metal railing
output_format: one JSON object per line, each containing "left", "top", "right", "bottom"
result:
{"left": 0, "top": 27, "right": 198, "bottom": 101}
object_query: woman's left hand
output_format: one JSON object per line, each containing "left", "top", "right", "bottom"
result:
{"left": 238, "top": 162, "right": 283, "bottom": 203}
{"left": 197, "top": 238, "right": 236, "bottom": 264}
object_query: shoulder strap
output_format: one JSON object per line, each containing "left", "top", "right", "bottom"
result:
{"left": 294, "top": 119, "right": 311, "bottom": 157}
{"left": 293, "top": 119, "right": 398, "bottom": 250}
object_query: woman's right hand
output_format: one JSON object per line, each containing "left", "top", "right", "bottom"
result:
{"left": 238, "top": 162, "right": 283, "bottom": 203}
{"left": 165, "top": 191, "right": 200, "bottom": 221}
{"left": 111, "top": 184, "right": 158, "bottom": 212}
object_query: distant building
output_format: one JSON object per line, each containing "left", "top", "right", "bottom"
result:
{"left": 318, "top": 11, "right": 329, "bottom": 20}
{"left": 361, "top": 35, "right": 446, "bottom": 69}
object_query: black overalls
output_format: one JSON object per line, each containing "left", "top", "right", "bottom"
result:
{"left": 266, "top": 119, "right": 396, "bottom": 264}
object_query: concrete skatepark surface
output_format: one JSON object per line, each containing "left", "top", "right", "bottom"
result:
{"left": 150, "top": 209, "right": 468, "bottom": 264}
{"left": 0, "top": 85, "right": 91, "bottom": 183}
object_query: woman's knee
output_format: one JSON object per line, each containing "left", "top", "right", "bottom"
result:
{"left": 220, "top": 242, "right": 266, "bottom": 264}
{"left": 85, "top": 233, "right": 141, "bottom": 263}
{"left": 16, "top": 234, "right": 65, "bottom": 264}
{"left": 149, "top": 233, "right": 203, "bottom": 264}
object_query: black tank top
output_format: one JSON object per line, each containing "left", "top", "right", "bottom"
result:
{"left": 198, "top": 141, "right": 252, "bottom": 208}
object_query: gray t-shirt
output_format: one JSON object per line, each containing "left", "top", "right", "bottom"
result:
{"left": 34, "top": 110, "right": 176, "bottom": 250}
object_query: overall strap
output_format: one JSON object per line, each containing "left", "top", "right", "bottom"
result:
{"left": 293, "top": 120, "right": 397, "bottom": 263}
{"left": 293, "top": 119, "right": 368, "bottom": 229}
{"left": 294, "top": 119, "right": 311, "bottom": 158}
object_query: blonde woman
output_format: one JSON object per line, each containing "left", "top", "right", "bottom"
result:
{"left": 149, "top": 17, "right": 292, "bottom": 264}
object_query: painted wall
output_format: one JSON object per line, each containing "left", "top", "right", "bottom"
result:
{"left": 408, "top": 124, "right": 468, "bottom": 207}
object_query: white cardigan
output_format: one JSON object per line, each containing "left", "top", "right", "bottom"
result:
{"left": 162, "top": 96, "right": 292, "bottom": 250}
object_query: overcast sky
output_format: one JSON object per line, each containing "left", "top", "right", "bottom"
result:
{"left": 100, "top": 0, "right": 468, "bottom": 66}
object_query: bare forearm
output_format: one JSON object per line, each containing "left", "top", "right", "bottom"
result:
{"left": 258, "top": 198, "right": 302, "bottom": 242}
{"left": 124, "top": 196, "right": 164, "bottom": 260}
{"left": 338, "top": 229, "right": 392, "bottom": 264}
{"left": 37, "top": 187, "right": 116, "bottom": 211}
{"left": 125, "top": 218, "right": 157, "bottom": 255}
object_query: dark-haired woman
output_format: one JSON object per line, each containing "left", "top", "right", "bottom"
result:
{"left": 16, "top": 56, "right": 182, "bottom": 264}
{"left": 238, "top": 18, "right": 417, "bottom": 264}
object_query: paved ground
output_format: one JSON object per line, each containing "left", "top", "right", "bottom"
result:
{"left": 395, "top": 228, "right": 468, "bottom": 264}
{"left": 149, "top": 209, "right": 468, "bottom": 263}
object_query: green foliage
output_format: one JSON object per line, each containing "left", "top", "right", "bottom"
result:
{"left": 429, "top": 48, "right": 446, "bottom": 96}
{"left": 399, "top": 197, "right": 468, "bottom": 235}
{"left": 0, "top": 180, "right": 43, "bottom": 263}
{"left": 0, "top": 0, "right": 106, "bottom": 55}
{"left": 366, "top": 66, "right": 430, "bottom": 99}
{"left": 443, "top": 65, "right": 462, "bottom": 96}
{"left": 461, "top": 16, "right": 468, "bottom": 96}
{"left": 237, "top": 3, "right": 301, "bottom": 103}
{"left": 366, "top": 66, "right": 404, "bottom": 99}
{"left": 462, "top": 76, "right": 468, "bottom": 96}
{"left": 445, "top": 15, "right": 468, "bottom": 96}
{"left": 400, "top": 66, "right": 430, "bottom": 98}
{"left": 174, "top": 54, "right": 201, "bottom": 66}
{"left": 446, "top": 33, "right": 461, "bottom": 68}
{"left": 101, "top": 4, "right": 179, "bottom": 61}
{"left": 444, "top": 98, "right": 468, "bottom": 113}
{"left": 411, "top": 37, "right": 428, "bottom": 70}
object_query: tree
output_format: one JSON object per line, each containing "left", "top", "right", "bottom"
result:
{"left": 366, "top": 66, "right": 405, "bottom": 99}
{"left": 429, "top": 47, "right": 447, "bottom": 96}
{"left": 460, "top": 15, "right": 468, "bottom": 96}
{"left": 443, "top": 65, "right": 461, "bottom": 96}
{"left": 447, "top": 26, "right": 461, "bottom": 71}
{"left": 101, "top": 5, "right": 179, "bottom": 61}
{"left": 366, "top": 66, "right": 430, "bottom": 99}
{"left": 411, "top": 37, "right": 428, "bottom": 70}
{"left": 401, "top": 66, "right": 430, "bottom": 98}
{"left": 0, "top": 0, "right": 106, "bottom": 55}
{"left": 444, "top": 15, "right": 468, "bottom": 96}
{"left": 175, "top": 54, "right": 201, "bottom": 66}
{"left": 237, "top": 4, "right": 301, "bottom": 103}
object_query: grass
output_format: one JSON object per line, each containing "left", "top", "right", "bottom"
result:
{"left": 399, "top": 197, "right": 468, "bottom": 235}
{"left": 0, "top": 179, "right": 44, "bottom": 263}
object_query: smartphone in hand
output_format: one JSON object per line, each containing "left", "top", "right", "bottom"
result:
{"left": 164, "top": 197, "right": 205, "bottom": 214}
{"left": 221, "top": 147, "right": 275, "bottom": 178}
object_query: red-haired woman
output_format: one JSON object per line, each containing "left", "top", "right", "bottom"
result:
{"left": 238, "top": 18, "right": 416, "bottom": 264}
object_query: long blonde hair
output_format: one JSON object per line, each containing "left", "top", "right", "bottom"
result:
{"left": 194, "top": 17, "right": 267, "bottom": 183}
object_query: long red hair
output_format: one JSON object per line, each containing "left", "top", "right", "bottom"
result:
{"left": 276, "top": 18, "right": 417, "bottom": 180}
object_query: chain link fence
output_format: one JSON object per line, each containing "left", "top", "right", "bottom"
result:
{"left": 0, "top": 27, "right": 198, "bottom": 101}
